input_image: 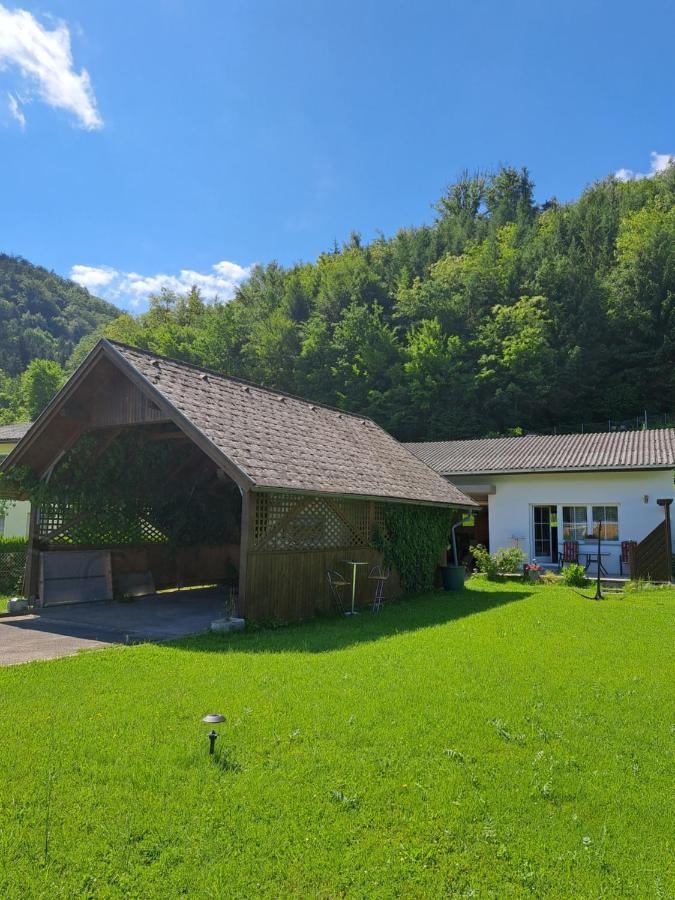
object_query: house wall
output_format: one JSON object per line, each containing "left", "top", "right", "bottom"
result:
{"left": 0, "top": 440, "right": 30, "bottom": 538}
{"left": 486, "top": 469, "right": 674, "bottom": 575}
{"left": 1, "top": 500, "right": 31, "bottom": 538}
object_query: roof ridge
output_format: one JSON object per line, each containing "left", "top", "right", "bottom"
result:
{"left": 406, "top": 427, "right": 675, "bottom": 447}
{"left": 105, "top": 339, "right": 375, "bottom": 425}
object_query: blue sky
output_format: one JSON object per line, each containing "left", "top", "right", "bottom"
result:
{"left": 0, "top": 0, "right": 672, "bottom": 311}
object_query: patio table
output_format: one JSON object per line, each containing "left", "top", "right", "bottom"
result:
{"left": 342, "top": 560, "right": 367, "bottom": 615}
{"left": 583, "top": 551, "right": 611, "bottom": 577}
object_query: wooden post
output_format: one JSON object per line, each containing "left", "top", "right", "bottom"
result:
{"left": 237, "top": 489, "right": 253, "bottom": 617}
{"left": 657, "top": 499, "right": 673, "bottom": 583}
{"left": 23, "top": 504, "right": 40, "bottom": 604}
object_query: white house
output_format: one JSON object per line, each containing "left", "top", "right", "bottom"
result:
{"left": 407, "top": 429, "right": 675, "bottom": 576}
{"left": 0, "top": 422, "right": 32, "bottom": 538}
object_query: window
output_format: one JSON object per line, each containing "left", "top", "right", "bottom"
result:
{"left": 591, "top": 506, "right": 619, "bottom": 541}
{"left": 562, "top": 506, "right": 587, "bottom": 541}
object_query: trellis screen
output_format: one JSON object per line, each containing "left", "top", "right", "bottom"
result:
{"left": 38, "top": 501, "right": 169, "bottom": 547}
{"left": 253, "top": 492, "right": 386, "bottom": 552}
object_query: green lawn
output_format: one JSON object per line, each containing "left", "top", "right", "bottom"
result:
{"left": 0, "top": 579, "right": 673, "bottom": 898}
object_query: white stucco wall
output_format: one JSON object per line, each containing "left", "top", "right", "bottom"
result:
{"left": 1, "top": 500, "right": 31, "bottom": 539}
{"left": 486, "top": 469, "right": 674, "bottom": 575}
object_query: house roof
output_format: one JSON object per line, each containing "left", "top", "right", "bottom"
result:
{"left": 405, "top": 429, "right": 675, "bottom": 476}
{"left": 0, "top": 422, "right": 32, "bottom": 442}
{"left": 3, "top": 340, "right": 474, "bottom": 508}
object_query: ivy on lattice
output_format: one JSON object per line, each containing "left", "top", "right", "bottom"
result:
{"left": 3, "top": 431, "right": 241, "bottom": 548}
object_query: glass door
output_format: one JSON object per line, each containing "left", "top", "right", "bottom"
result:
{"left": 532, "top": 505, "right": 558, "bottom": 562}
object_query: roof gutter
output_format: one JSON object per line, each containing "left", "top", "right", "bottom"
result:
{"left": 252, "top": 484, "right": 477, "bottom": 509}
{"left": 441, "top": 464, "right": 675, "bottom": 477}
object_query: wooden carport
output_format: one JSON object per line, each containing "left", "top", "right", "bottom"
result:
{"left": 1, "top": 341, "right": 476, "bottom": 620}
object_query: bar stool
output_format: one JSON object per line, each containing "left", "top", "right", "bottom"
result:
{"left": 327, "top": 569, "right": 349, "bottom": 613}
{"left": 368, "top": 565, "right": 390, "bottom": 612}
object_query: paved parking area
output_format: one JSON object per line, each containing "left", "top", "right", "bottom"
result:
{"left": 0, "top": 588, "right": 227, "bottom": 666}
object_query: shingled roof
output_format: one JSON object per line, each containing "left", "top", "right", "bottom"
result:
{"left": 405, "top": 429, "right": 675, "bottom": 476}
{"left": 45, "top": 341, "right": 468, "bottom": 508}
{"left": 0, "top": 422, "right": 32, "bottom": 442}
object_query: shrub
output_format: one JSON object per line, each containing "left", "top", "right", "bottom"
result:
{"left": 495, "top": 547, "right": 527, "bottom": 574}
{"left": 470, "top": 544, "right": 526, "bottom": 579}
{"left": 561, "top": 563, "right": 588, "bottom": 587}
{"left": 0, "top": 537, "right": 28, "bottom": 595}
{"left": 539, "top": 571, "right": 562, "bottom": 584}
{"left": 470, "top": 544, "right": 499, "bottom": 578}
{"left": 0, "top": 536, "right": 28, "bottom": 552}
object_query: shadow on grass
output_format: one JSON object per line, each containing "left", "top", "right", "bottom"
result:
{"left": 168, "top": 587, "right": 529, "bottom": 655}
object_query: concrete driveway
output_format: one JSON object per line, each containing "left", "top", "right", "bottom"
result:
{"left": 0, "top": 588, "right": 227, "bottom": 666}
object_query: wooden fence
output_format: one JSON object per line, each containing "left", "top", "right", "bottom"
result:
{"left": 630, "top": 520, "right": 673, "bottom": 582}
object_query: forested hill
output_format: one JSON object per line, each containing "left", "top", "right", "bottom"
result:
{"left": 4, "top": 165, "right": 674, "bottom": 437}
{"left": 88, "top": 165, "right": 674, "bottom": 442}
{"left": 0, "top": 254, "right": 120, "bottom": 376}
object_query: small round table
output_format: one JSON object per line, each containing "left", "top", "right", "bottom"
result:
{"left": 342, "top": 560, "right": 367, "bottom": 615}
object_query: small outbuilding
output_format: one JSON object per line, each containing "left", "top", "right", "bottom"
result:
{"left": 2, "top": 340, "right": 475, "bottom": 618}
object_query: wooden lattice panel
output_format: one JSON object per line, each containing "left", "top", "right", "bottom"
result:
{"left": 253, "top": 492, "right": 378, "bottom": 551}
{"left": 38, "top": 501, "right": 169, "bottom": 547}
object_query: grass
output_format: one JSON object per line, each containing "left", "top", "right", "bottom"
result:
{"left": 0, "top": 579, "right": 672, "bottom": 898}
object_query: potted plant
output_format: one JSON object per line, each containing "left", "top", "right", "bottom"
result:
{"left": 524, "top": 561, "right": 543, "bottom": 581}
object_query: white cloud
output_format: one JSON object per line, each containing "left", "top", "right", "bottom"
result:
{"left": 70, "top": 260, "right": 252, "bottom": 309}
{"left": 7, "top": 91, "right": 25, "bottom": 128}
{"left": 70, "top": 264, "right": 117, "bottom": 290}
{"left": 0, "top": 5, "right": 102, "bottom": 129}
{"left": 615, "top": 150, "right": 674, "bottom": 182}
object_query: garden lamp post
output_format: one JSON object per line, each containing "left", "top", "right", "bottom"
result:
{"left": 202, "top": 713, "right": 225, "bottom": 755}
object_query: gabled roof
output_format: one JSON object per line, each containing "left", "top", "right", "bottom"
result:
{"left": 4, "top": 340, "right": 475, "bottom": 508}
{"left": 406, "top": 429, "right": 675, "bottom": 476}
{"left": 0, "top": 422, "right": 32, "bottom": 442}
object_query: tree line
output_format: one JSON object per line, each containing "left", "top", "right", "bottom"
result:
{"left": 2, "top": 165, "right": 673, "bottom": 437}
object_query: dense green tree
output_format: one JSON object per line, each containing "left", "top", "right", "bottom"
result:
{"left": 0, "top": 255, "right": 120, "bottom": 375}
{"left": 5, "top": 164, "right": 674, "bottom": 440}
{"left": 19, "top": 359, "right": 66, "bottom": 420}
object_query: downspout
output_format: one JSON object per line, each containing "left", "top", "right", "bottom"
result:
{"left": 451, "top": 518, "right": 462, "bottom": 567}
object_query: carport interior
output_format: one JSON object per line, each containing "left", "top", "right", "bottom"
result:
{"left": 14, "top": 355, "right": 242, "bottom": 604}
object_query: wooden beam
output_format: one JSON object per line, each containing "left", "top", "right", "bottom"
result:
{"left": 92, "top": 428, "right": 122, "bottom": 463}
{"left": 142, "top": 431, "right": 190, "bottom": 443}
{"left": 37, "top": 421, "right": 87, "bottom": 479}
{"left": 23, "top": 504, "right": 39, "bottom": 603}
{"left": 238, "top": 489, "right": 252, "bottom": 617}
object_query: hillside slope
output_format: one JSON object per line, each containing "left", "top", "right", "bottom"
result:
{"left": 90, "top": 164, "right": 675, "bottom": 440}
{"left": 0, "top": 254, "right": 121, "bottom": 376}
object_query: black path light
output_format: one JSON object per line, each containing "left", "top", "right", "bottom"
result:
{"left": 202, "top": 713, "right": 225, "bottom": 755}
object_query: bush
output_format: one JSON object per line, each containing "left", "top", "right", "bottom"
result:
{"left": 561, "top": 563, "right": 588, "bottom": 587}
{"left": 539, "top": 571, "right": 562, "bottom": 584}
{"left": 0, "top": 536, "right": 28, "bottom": 552}
{"left": 470, "top": 544, "right": 499, "bottom": 578}
{"left": 470, "top": 544, "right": 526, "bottom": 579}
{"left": 0, "top": 537, "right": 28, "bottom": 595}
{"left": 495, "top": 547, "right": 527, "bottom": 574}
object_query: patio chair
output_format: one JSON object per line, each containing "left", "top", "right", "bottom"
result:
{"left": 557, "top": 541, "right": 579, "bottom": 571}
{"left": 368, "top": 565, "right": 390, "bottom": 612}
{"left": 327, "top": 569, "right": 349, "bottom": 613}
{"left": 619, "top": 541, "right": 636, "bottom": 577}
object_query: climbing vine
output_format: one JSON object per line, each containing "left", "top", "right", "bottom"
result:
{"left": 0, "top": 431, "right": 240, "bottom": 547}
{"left": 371, "top": 503, "right": 454, "bottom": 593}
